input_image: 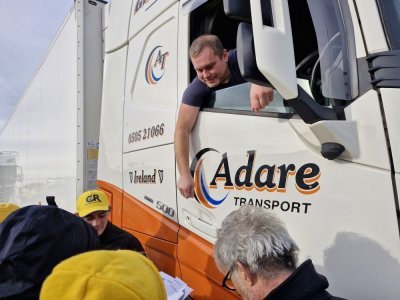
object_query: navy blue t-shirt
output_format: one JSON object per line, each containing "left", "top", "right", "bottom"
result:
{"left": 182, "top": 49, "right": 245, "bottom": 107}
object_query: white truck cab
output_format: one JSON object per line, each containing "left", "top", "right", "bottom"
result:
{"left": 98, "top": 0, "right": 400, "bottom": 299}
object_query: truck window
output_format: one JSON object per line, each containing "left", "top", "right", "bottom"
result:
{"left": 189, "top": 0, "right": 292, "bottom": 116}
{"left": 190, "top": 0, "right": 359, "bottom": 118}
{"left": 189, "top": 0, "right": 239, "bottom": 81}
{"left": 291, "top": 0, "right": 358, "bottom": 107}
{"left": 377, "top": 0, "right": 400, "bottom": 50}
{"left": 307, "top": 0, "right": 358, "bottom": 101}
{"left": 207, "top": 83, "right": 294, "bottom": 114}
{"left": 189, "top": 0, "right": 359, "bottom": 118}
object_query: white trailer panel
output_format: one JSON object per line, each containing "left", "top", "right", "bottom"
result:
{"left": 0, "top": 0, "right": 105, "bottom": 212}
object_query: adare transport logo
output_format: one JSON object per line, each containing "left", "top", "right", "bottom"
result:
{"left": 191, "top": 148, "right": 321, "bottom": 209}
{"left": 145, "top": 46, "right": 169, "bottom": 85}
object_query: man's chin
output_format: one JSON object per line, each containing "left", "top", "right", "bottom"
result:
{"left": 205, "top": 81, "right": 219, "bottom": 88}
{"left": 97, "top": 228, "right": 106, "bottom": 235}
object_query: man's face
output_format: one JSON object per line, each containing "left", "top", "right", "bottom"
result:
{"left": 191, "top": 46, "right": 230, "bottom": 88}
{"left": 82, "top": 210, "right": 109, "bottom": 236}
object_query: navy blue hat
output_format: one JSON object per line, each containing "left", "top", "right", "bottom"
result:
{"left": 0, "top": 205, "right": 99, "bottom": 299}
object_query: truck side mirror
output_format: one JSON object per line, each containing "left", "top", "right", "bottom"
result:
{"left": 230, "top": 0, "right": 341, "bottom": 124}
{"left": 224, "top": 0, "right": 296, "bottom": 98}
{"left": 236, "top": 21, "right": 339, "bottom": 124}
{"left": 236, "top": 22, "right": 272, "bottom": 87}
{"left": 249, "top": 0, "right": 297, "bottom": 99}
{"left": 224, "top": 0, "right": 292, "bottom": 94}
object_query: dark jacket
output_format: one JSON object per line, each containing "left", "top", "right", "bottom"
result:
{"left": 0, "top": 205, "right": 99, "bottom": 300}
{"left": 99, "top": 222, "right": 145, "bottom": 254}
{"left": 265, "top": 260, "right": 346, "bottom": 300}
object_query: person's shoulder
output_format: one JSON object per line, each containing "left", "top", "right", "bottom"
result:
{"left": 185, "top": 77, "right": 208, "bottom": 94}
{"left": 228, "top": 49, "right": 237, "bottom": 61}
{"left": 227, "top": 49, "right": 245, "bottom": 84}
{"left": 228, "top": 49, "right": 237, "bottom": 55}
{"left": 126, "top": 235, "right": 145, "bottom": 253}
{"left": 103, "top": 222, "right": 144, "bottom": 252}
{"left": 107, "top": 222, "right": 137, "bottom": 240}
{"left": 111, "top": 223, "right": 145, "bottom": 252}
{"left": 182, "top": 77, "right": 210, "bottom": 107}
{"left": 107, "top": 222, "right": 128, "bottom": 235}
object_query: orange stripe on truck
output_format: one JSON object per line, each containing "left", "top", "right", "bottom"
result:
{"left": 178, "top": 227, "right": 240, "bottom": 299}
{"left": 97, "top": 180, "right": 238, "bottom": 299}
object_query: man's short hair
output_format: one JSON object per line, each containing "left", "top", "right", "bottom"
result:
{"left": 214, "top": 205, "right": 298, "bottom": 279}
{"left": 189, "top": 34, "right": 224, "bottom": 60}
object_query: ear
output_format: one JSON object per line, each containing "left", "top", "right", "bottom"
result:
{"left": 223, "top": 49, "right": 229, "bottom": 62}
{"left": 236, "top": 262, "right": 256, "bottom": 286}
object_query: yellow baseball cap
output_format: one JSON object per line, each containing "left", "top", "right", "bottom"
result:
{"left": 40, "top": 250, "right": 167, "bottom": 300}
{"left": 76, "top": 190, "right": 110, "bottom": 217}
{"left": 0, "top": 203, "right": 20, "bottom": 223}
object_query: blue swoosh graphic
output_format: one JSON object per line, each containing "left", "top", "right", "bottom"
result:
{"left": 200, "top": 171, "right": 228, "bottom": 206}
{"left": 151, "top": 67, "right": 164, "bottom": 81}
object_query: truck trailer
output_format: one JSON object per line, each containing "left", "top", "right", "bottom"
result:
{"left": 0, "top": 0, "right": 105, "bottom": 211}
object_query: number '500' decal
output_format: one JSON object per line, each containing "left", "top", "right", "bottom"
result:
{"left": 156, "top": 200, "right": 175, "bottom": 217}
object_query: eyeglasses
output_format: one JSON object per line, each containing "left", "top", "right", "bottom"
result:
{"left": 222, "top": 269, "right": 236, "bottom": 291}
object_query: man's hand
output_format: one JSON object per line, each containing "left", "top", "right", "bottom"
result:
{"left": 250, "top": 84, "right": 274, "bottom": 113}
{"left": 178, "top": 173, "right": 195, "bottom": 199}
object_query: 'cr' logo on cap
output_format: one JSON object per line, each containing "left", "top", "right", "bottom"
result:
{"left": 86, "top": 195, "right": 101, "bottom": 203}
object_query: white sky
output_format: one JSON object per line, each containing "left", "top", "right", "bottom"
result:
{"left": 0, "top": 0, "right": 73, "bottom": 131}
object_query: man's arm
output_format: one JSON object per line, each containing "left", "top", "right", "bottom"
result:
{"left": 250, "top": 84, "right": 274, "bottom": 113}
{"left": 174, "top": 103, "right": 200, "bottom": 198}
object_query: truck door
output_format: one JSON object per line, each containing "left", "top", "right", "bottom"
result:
{"left": 122, "top": 0, "right": 180, "bottom": 274}
{"left": 176, "top": 0, "right": 400, "bottom": 299}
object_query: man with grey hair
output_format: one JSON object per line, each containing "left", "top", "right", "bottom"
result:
{"left": 214, "top": 206, "right": 345, "bottom": 300}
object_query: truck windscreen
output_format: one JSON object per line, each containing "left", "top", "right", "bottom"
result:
{"left": 307, "top": 0, "right": 358, "bottom": 101}
{"left": 377, "top": 0, "right": 400, "bottom": 50}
